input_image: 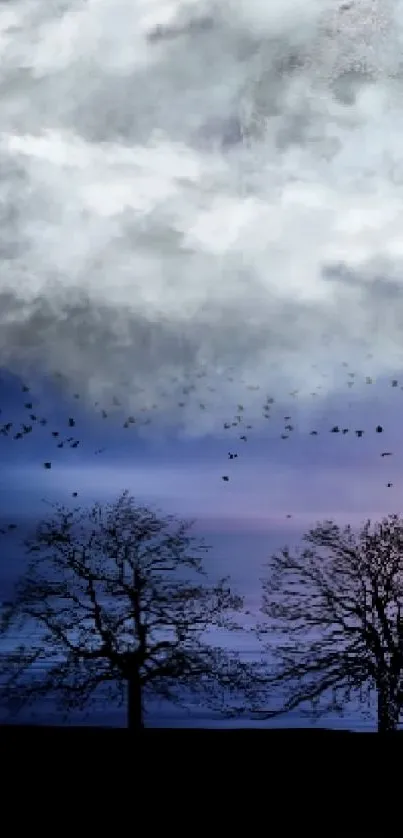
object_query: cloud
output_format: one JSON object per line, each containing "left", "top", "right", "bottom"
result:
{"left": 1, "top": 0, "right": 403, "bottom": 437}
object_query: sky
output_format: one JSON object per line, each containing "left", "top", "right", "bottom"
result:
{"left": 1, "top": 0, "right": 403, "bottom": 727}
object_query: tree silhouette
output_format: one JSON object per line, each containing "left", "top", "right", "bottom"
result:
{"left": 255, "top": 515, "right": 403, "bottom": 733}
{"left": 0, "top": 490, "right": 253, "bottom": 731}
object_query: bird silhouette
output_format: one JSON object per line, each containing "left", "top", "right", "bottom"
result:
{"left": 0, "top": 523, "right": 17, "bottom": 535}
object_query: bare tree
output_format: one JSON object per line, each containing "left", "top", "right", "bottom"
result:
{"left": 254, "top": 515, "right": 403, "bottom": 732}
{"left": 0, "top": 490, "right": 254, "bottom": 731}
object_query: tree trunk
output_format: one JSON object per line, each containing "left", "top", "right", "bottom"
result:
{"left": 377, "top": 685, "right": 399, "bottom": 733}
{"left": 127, "top": 669, "right": 144, "bottom": 732}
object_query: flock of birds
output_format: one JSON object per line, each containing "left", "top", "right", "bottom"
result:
{"left": 0, "top": 355, "right": 402, "bottom": 533}
{"left": 216, "top": 358, "right": 401, "bottom": 489}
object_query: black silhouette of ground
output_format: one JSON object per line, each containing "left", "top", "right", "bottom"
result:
{"left": 2, "top": 722, "right": 402, "bottom": 739}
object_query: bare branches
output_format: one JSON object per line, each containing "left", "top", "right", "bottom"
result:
{"left": 0, "top": 490, "right": 251, "bottom": 728}
{"left": 257, "top": 514, "right": 403, "bottom": 731}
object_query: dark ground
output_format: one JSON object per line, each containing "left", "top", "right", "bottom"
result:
{"left": 1, "top": 724, "right": 398, "bottom": 827}
{"left": 2, "top": 723, "right": 401, "bottom": 734}
{"left": 2, "top": 722, "right": 402, "bottom": 744}
{"left": 3, "top": 723, "right": 402, "bottom": 759}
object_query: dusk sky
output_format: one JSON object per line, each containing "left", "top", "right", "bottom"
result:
{"left": 1, "top": 365, "right": 403, "bottom": 625}
{"left": 1, "top": 1, "right": 403, "bottom": 727}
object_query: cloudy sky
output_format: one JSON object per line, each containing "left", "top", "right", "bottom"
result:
{"left": 1, "top": 0, "right": 403, "bottom": 409}
{"left": 1, "top": 1, "right": 403, "bottom": 726}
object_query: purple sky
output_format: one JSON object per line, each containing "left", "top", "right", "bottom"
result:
{"left": 1, "top": 364, "right": 402, "bottom": 626}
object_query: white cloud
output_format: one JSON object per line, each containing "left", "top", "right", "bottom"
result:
{"left": 1, "top": 1, "right": 403, "bottom": 437}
